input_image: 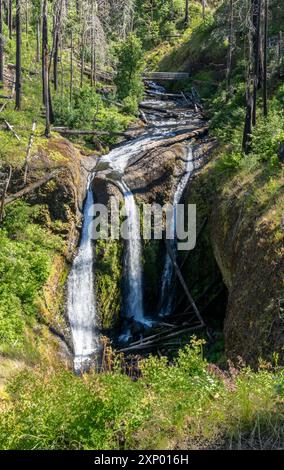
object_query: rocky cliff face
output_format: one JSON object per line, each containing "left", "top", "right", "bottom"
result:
{"left": 183, "top": 156, "right": 284, "bottom": 366}
{"left": 22, "top": 136, "right": 97, "bottom": 363}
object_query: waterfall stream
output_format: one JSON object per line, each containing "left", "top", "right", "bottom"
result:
{"left": 67, "top": 179, "right": 98, "bottom": 372}
{"left": 67, "top": 82, "right": 202, "bottom": 367}
{"left": 159, "top": 146, "right": 194, "bottom": 316}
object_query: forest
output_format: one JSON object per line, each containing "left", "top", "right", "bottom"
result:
{"left": 0, "top": 0, "right": 283, "bottom": 453}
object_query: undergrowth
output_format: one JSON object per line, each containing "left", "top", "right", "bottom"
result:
{"left": 0, "top": 338, "right": 283, "bottom": 450}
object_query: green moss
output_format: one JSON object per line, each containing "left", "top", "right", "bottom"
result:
{"left": 95, "top": 239, "right": 123, "bottom": 331}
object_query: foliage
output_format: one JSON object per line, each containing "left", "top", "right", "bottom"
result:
{"left": 0, "top": 339, "right": 283, "bottom": 450}
{"left": 114, "top": 34, "right": 144, "bottom": 106}
{"left": 0, "top": 202, "right": 63, "bottom": 352}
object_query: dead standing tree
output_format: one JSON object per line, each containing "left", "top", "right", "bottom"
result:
{"left": 42, "top": 0, "right": 50, "bottom": 137}
{"left": 0, "top": 0, "right": 4, "bottom": 85}
{"left": 15, "top": 0, "right": 22, "bottom": 110}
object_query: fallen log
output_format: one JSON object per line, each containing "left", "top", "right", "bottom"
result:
{"left": 51, "top": 127, "right": 130, "bottom": 138}
{"left": 4, "top": 170, "right": 60, "bottom": 206}
{"left": 7, "top": 63, "right": 38, "bottom": 76}
{"left": 165, "top": 240, "right": 205, "bottom": 327}
{"left": 117, "top": 325, "right": 204, "bottom": 353}
{"left": 3, "top": 119, "right": 21, "bottom": 141}
{"left": 139, "top": 110, "right": 148, "bottom": 124}
{"left": 0, "top": 94, "right": 13, "bottom": 100}
{"left": 139, "top": 103, "right": 180, "bottom": 117}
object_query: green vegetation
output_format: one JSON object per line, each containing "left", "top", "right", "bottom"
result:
{"left": 0, "top": 0, "right": 283, "bottom": 452}
{"left": 0, "top": 339, "right": 283, "bottom": 450}
{"left": 95, "top": 239, "right": 123, "bottom": 331}
{"left": 0, "top": 202, "right": 63, "bottom": 355}
{"left": 114, "top": 34, "right": 144, "bottom": 113}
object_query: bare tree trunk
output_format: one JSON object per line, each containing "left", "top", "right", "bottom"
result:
{"left": 36, "top": 20, "right": 40, "bottom": 62}
{"left": 263, "top": 0, "right": 268, "bottom": 117}
{"left": 25, "top": 0, "right": 28, "bottom": 35}
{"left": 51, "top": 0, "right": 63, "bottom": 92}
{"left": 252, "top": 0, "right": 261, "bottom": 126}
{"left": 42, "top": 0, "right": 50, "bottom": 137}
{"left": 70, "top": 30, "right": 73, "bottom": 103}
{"left": 226, "top": 0, "right": 234, "bottom": 97}
{"left": 278, "top": 31, "right": 282, "bottom": 78}
{"left": 8, "top": 0, "right": 12, "bottom": 39}
{"left": 184, "top": 0, "right": 189, "bottom": 26}
{"left": 0, "top": 0, "right": 4, "bottom": 85}
{"left": 15, "top": 0, "right": 22, "bottom": 110}
{"left": 80, "top": 30, "right": 85, "bottom": 88}
{"left": 202, "top": 0, "right": 206, "bottom": 19}
{"left": 242, "top": 18, "right": 253, "bottom": 154}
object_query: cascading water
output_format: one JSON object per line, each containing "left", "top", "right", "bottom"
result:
{"left": 67, "top": 179, "right": 98, "bottom": 372}
{"left": 118, "top": 180, "right": 145, "bottom": 322}
{"left": 67, "top": 81, "right": 202, "bottom": 358}
{"left": 159, "top": 146, "right": 194, "bottom": 316}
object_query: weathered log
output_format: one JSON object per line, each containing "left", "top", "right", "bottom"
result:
{"left": 0, "top": 94, "right": 12, "bottom": 99}
{"left": 4, "top": 170, "right": 59, "bottom": 206}
{"left": 23, "top": 120, "right": 37, "bottom": 185}
{"left": 139, "top": 110, "right": 148, "bottom": 124}
{"left": 7, "top": 63, "right": 38, "bottom": 76}
{"left": 117, "top": 325, "right": 204, "bottom": 353}
{"left": 3, "top": 119, "right": 21, "bottom": 141}
{"left": 165, "top": 239, "right": 205, "bottom": 327}
{"left": 139, "top": 103, "right": 180, "bottom": 117}
{"left": 51, "top": 127, "right": 130, "bottom": 138}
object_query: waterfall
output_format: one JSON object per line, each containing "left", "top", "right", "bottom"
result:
{"left": 67, "top": 180, "right": 98, "bottom": 372}
{"left": 66, "top": 81, "right": 201, "bottom": 359}
{"left": 159, "top": 146, "right": 194, "bottom": 316}
{"left": 119, "top": 180, "right": 145, "bottom": 323}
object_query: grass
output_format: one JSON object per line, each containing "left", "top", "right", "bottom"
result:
{"left": 0, "top": 338, "right": 283, "bottom": 450}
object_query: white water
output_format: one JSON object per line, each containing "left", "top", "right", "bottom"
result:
{"left": 118, "top": 180, "right": 145, "bottom": 323}
{"left": 67, "top": 81, "right": 200, "bottom": 359}
{"left": 67, "top": 181, "right": 98, "bottom": 372}
{"left": 159, "top": 146, "right": 194, "bottom": 316}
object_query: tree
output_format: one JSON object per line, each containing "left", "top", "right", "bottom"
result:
{"left": 8, "top": 0, "right": 12, "bottom": 39}
{"left": 263, "top": 0, "right": 268, "bottom": 117}
{"left": 15, "top": 0, "right": 22, "bottom": 110}
{"left": 226, "top": 0, "right": 234, "bottom": 97}
{"left": 114, "top": 33, "right": 144, "bottom": 104}
{"left": 42, "top": 0, "right": 50, "bottom": 137}
{"left": 0, "top": 0, "right": 3, "bottom": 85}
{"left": 252, "top": 0, "right": 261, "bottom": 126}
{"left": 185, "top": 0, "right": 189, "bottom": 26}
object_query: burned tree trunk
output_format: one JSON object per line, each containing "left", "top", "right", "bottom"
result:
{"left": 184, "top": 0, "right": 189, "bottom": 26}
{"left": 0, "top": 0, "right": 3, "bottom": 85}
{"left": 70, "top": 30, "right": 73, "bottom": 103}
{"left": 42, "top": 0, "right": 50, "bottom": 137}
{"left": 242, "top": 11, "right": 254, "bottom": 154}
{"left": 263, "top": 0, "right": 268, "bottom": 117}
{"left": 36, "top": 19, "right": 40, "bottom": 63}
{"left": 226, "top": 0, "right": 234, "bottom": 97}
{"left": 8, "top": 0, "right": 12, "bottom": 39}
{"left": 252, "top": 0, "right": 261, "bottom": 126}
{"left": 15, "top": 0, "right": 22, "bottom": 110}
